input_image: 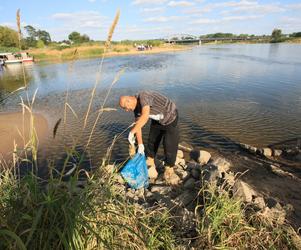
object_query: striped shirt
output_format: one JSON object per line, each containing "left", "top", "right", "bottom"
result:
{"left": 134, "top": 91, "right": 177, "bottom": 125}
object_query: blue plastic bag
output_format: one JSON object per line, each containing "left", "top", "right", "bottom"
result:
{"left": 120, "top": 153, "right": 149, "bottom": 189}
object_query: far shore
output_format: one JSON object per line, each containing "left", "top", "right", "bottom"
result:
{"left": 25, "top": 38, "right": 301, "bottom": 63}
{"left": 28, "top": 44, "right": 192, "bottom": 63}
{"left": 0, "top": 111, "right": 49, "bottom": 160}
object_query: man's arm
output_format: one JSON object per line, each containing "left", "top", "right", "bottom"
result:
{"left": 136, "top": 128, "right": 143, "bottom": 145}
{"left": 131, "top": 105, "right": 150, "bottom": 136}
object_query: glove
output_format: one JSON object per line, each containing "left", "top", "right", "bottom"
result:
{"left": 128, "top": 131, "right": 135, "bottom": 145}
{"left": 138, "top": 144, "right": 145, "bottom": 154}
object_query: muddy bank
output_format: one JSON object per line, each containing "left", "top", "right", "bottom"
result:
{"left": 0, "top": 111, "right": 49, "bottom": 159}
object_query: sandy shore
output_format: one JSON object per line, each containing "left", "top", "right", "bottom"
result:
{"left": 0, "top": 111, "right": 49, "bottom": 159}
{"left": 29, "top": 44, "right": 192, "bottom": 62}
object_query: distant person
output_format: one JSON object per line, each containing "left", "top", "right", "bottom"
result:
{"left": 119, "top": 91, "right": 180, "bottom": 185}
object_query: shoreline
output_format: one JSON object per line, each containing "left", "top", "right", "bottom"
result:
{"left": 29, "top": 44, "right": 192, "bottom": 63}
{"left": 27, "top": 39, "right": 301, "bottom": 64}
{"left": 0, "top": 111, "right": 49, "bottom": 159}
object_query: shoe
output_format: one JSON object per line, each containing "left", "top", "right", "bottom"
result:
{"left": 164, "top": 166, "right": 180, "bottom": 186}
{"left": 146, "top": 157, "right": 155, "bottom": 167}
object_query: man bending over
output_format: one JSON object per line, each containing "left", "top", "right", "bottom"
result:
{"left": 119, "top": 91, "right": 180, "bottom": 185}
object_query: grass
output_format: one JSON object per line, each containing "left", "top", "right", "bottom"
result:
{"left": 0, "top": 159, "right": 176, "bottom": 249}
{"left": 196, "top": 183, "right": 301, "bottom": 249}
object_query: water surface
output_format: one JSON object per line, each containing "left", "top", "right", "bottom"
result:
{"left": 1, "top": 44, "right": 301, "bottom": 164}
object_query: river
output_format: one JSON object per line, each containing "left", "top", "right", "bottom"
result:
{"left": 1, "top": 43, "right": 301, "bottom": 165}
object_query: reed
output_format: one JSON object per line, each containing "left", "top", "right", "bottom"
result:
{"left": 83, "top": 10, "right": 120, "bottom": 130}
{"left": 196, "top": 182, "right": 300, "bottom": 249}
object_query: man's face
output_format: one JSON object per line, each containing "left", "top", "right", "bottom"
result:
{"left": 120, "top": 96, "right": 133, "bottom": 112}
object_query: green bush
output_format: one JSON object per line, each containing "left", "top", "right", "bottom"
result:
{"left": 36, "top": 40, "right": 45, "bottom": 48}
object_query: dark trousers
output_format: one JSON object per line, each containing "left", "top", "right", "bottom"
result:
{"left": 146, "top": 113, "right": 179, "bottom": 166}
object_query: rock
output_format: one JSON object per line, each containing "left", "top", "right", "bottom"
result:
{"left": 273, "top": 149, "right": 282, "bottom": 157}
{"left": 148, "top": 166, "right": 158, "bottom": 180}
{"left": 256, "top": 148, "right": 263, "bottom": 155}
{"left": 177, "top": 150, "right": 184, "bottom": 159}
{"left": 176, "top": 208, "right": 196, "bottom": 232}
{"left": 191, "top": 169, "right": 200, "bottom": 179}
{"left": 184, "top": 178, "right": 196, "bottom": 190}
{"left": 187, "top": 162, "right": 200, "bottom": 171}
{"left": 201, "top": 164, "right": 219, "bottom": 184}
{"left": 240, "top": 143, "right": 257, "bottom": 154}
{"left": 253, "top": 197, "right": 265, "bottom": 209}
{"left": 262, "top": 147, "right": 272, "bottom": 157}
{"left": 178, "top": 142, "right": 193, "bottom": 152}
{"left": 197, "top": 150, "right": 211, "bottom": 165}
{"left": 151, "top": 186, "right": 172, "bottom": 195}
{"left": 249, "top": 146, "right": 257, "bottom": 154}
{"left": 175, "top": 168, "right": 189, "bottom": 180}
{"left": 211, "top": 157, "right": 231, "bottom": 173}
{"left": 175, "top": 190, "right": 196, "bottom": 206}
{"left": 233, "top": 180, "right": 257, "bottom": 203}
{"left": 175, "top": 157, "right": 185, "bottom": 166}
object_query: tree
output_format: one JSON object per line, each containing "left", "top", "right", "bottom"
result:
{"left": 68, "top": 31, "right": 81, "bottom": 43}
{"left": 68, "top": 31, "right": 90, "bottom": 43}
{"left": 271, "top": 28, "right": 282, "bottom": 42}
{"left": 24, "top": 25, "right": 51, "bottom": 47}
{"left": 80, "top": 34, "right": 90, "bottom": 43}
{"left": 24, "top": 25, "right": 37, "bottom": 38}
{"left": 36, "top": 30, "right": 51, "bottom": 44}
{"left": 0, "top": 26, "right": 19, "bottom": 47}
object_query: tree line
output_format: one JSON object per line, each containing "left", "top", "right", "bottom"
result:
{"left": 0, "top": 25, "right": 92, "bottom": 49}
{"left": 1, "top": 24, "right": 301, "bottom": 50}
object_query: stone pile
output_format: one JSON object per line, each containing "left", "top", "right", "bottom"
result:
{"left": 108, "top": 146, "right": 291, "bottom": 233}
{"left": 240, "top": 142, "right": 301, "bottom": 162}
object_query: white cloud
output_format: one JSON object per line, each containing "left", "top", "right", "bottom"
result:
{"left": 51, "top": 11, "right": 107, "bottom": 29}
{"left": 88, "top": 0, "right": 96, "bottom": 2}
{"left": 192, "top": 14, "right": 262, "bottom": 24}
{"left": 132, "top": 0, "right": 167, "bottom": 5}
{"left": 182, "top": 7, "right": 211, "bottom": 15}
{"left": 285, "top": 3, "right": 301, "bottom": 11}
{"left": 191, "top": 18, "right": 219, "bottom": 25}
{"left": 223, "top": 15, "right": 261, "bottom": 21}
{"left": 50, "top": 11, "right": 109, "bottom": 40}
{"left": 140, "top": 7, "right": 165, "bottom": 13}
{"left": 279, "top": 16, "right": 301, "bottom": 33}
{"left": 167, "top": 1, "right": 194, "bottom": 7}
{"left": 144, "top": 15, "right": 183, "bottom": 22}
{"left": 222, "top": 2, "right": 285, "bottom": 15}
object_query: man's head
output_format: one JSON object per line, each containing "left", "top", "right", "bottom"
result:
{"left": 119, "top": 95, "right": 137, "bottom": 112}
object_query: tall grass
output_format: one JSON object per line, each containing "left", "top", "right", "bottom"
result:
{"left": 196, "top": 182, "right": 300, "bottom": 249}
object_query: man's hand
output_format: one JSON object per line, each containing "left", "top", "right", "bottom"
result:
{"left": 138, "top": 144, "right": 145, "bottom": 154}
{"left": 128, "top": 131, "right": 135, "bottom": 145}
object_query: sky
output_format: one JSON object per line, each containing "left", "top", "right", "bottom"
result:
{"left": 0, "top": 0, "right": 301, "bottom": 41}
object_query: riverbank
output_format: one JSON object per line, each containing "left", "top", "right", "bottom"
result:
{"left": 200, "top": 37, "right": 301, "bottom": 45}
{"left": 28, "top": 43, "right": 191, "bottom": 62}
{"left": 0, "top": 111, "right": 49, "bottom": 159}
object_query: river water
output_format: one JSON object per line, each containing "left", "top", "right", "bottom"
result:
{"left": 1, "top": 44, "right": 301, "bottom": 164}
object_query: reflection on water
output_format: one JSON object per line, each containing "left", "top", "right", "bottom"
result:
{"left": 1, "top": 44, "right": 301, "bottom": 164}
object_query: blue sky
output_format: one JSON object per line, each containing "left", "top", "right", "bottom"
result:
{"left": 1, "top": 0, "right": 301, "bottom": 41}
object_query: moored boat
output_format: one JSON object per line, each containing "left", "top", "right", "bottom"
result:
{"left": 0, "top": 52, "right": 34, "bottom": 64}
